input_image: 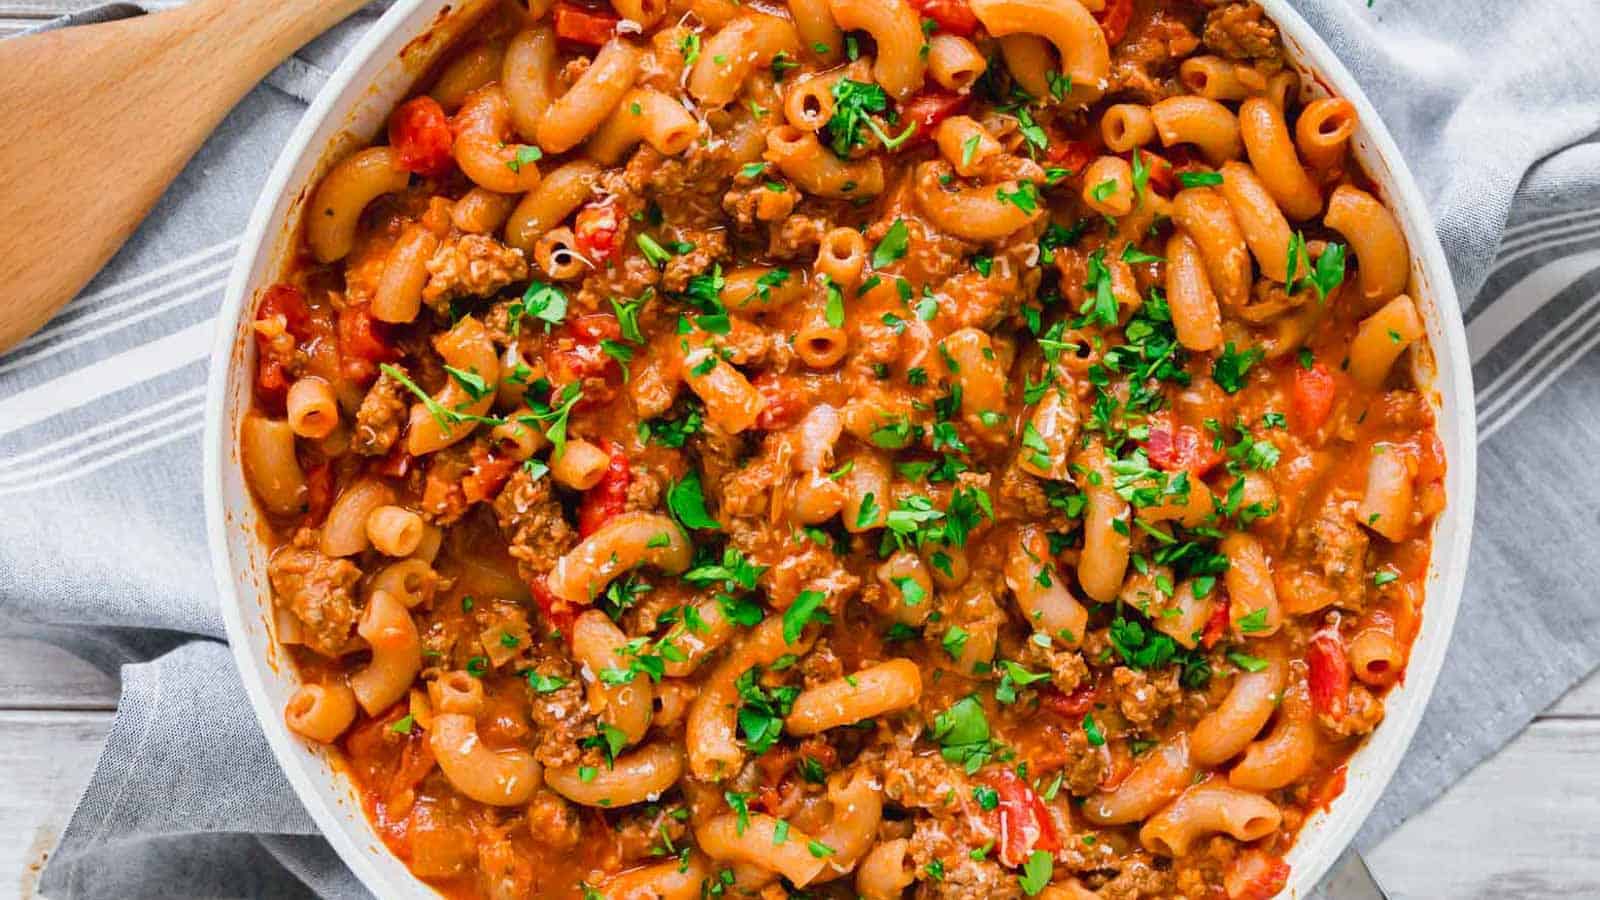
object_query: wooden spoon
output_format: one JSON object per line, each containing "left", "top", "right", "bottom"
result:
{"left": 0, "top": 0, "right": 369, "bottom": 354}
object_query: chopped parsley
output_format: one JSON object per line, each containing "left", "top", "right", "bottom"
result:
{"left": 1178, "top": 170, "right": 1223, "bottom": 188}
{"left": 824, "top": 78, "right": 889, "bottom": 157}
{"left": 666, "top": 471, "right": 719, "bottom": 530}
{"left": 735, "top": 665, "right": 799, "bottom": 754}
{"left": 782, "top": 590, "right": 830, "bottom": 644}
{"left": 1019, "top": 850, "right": 1053, "bottom": 896}
{"left": 1212, "top": 342, "right": 1264, "bottom": 394}
{"left": 872, "top": 218, "right": 911, "bottom": 269}
{"left": 931, "top": 695, "right": 1001, "bottom": 774}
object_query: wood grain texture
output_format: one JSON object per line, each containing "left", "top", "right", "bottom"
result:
{"left": 0, "top": 0, "right": 368, "bottom": 352}
{"left": 0, "top": 711, "right": 112, "bottom": 900}
{"left": 0, "top": 638, "right": 119, "bottom": 710}
{"left": 1369, "top": 719, "right": 1600, "bottom": 899}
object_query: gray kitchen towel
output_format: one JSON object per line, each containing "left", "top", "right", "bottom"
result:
{"left": 1, "top": 0, "right": 1598, "bottom": 896}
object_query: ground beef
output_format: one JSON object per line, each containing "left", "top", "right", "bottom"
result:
{"left": 1110, "top": 666, "right": 1185, "bottom": 733}
{"left": 722, "top": 180, "right": 798, "bottom": 228}
{"left": 632, "top": 145, "right": 730, "bottom": 228}
{"left": 419, "top": 444, "right": 474, "bottom": 526}
{"left": 870, "top": 216, "right": 971, "bottom": 285}
{"left": 1018, "top": 640, "right": 1091, "bottom": 696}
{"left": 526, "top": 788, "right": 581, "bottom": 850}
{"left": 996, "top": 464, "right": 1063, "bottom": 527}
{"left": 526, "top": 658, "right": 590, "bottom": 767}
{"left": 491, "top": 467, "right": 578, "bottom": 582}
{"left": 1058, "top": 728, "right": 1109, "bottom": 797}
{"left": 1110, "top": 9, "right": 1201, "bottom": 101}
{"left": 422, "top": 235, "right": 529, "bottom": 315}
{"left": 908, "top": 818, "right": 1019, "bottom": 900}
{"left": 1319, "top": 683, "right": 1385, "bottom": 738}
{"left": 660, "top": 226, "right": 727, "bottom": 293}
{"left": 718, "top": 317, "right": 779, "bottom": 368}
{"left": 612, "top": 803, "right": 690, "bottom": 865}
{"left": 798, "top": 639, "right": 844, "bottom": 688}
{"left": 720, "top": 459, "right": 778, "bottom": 521}
{"left": 1095, "top": 857, "right": 1177, "bottom": 900}
{"left": 623, "top": 465, "right": 664, "bottom": 513}
{"left": 1289, "top": 497, "right": 1370, "bottom": 610}
{"left": 266, "top": 529, "right": 362, "bottom": 657}
{"left": 1203, "top": 3, "right": 1282, "bottom": 62}
{"left": 757, "top": 538, "right": 862, "bottom": 609}
{"left": 353, "top": 365, "right": 409, "bottom": 456}
{"left": 768, "top": 212, "right": 830, "bottom": 261}
{"left": 854, "top": 318, "right": 903, "bottom": 369}
{"left": 692, "top": 421, "right": 752, "bottom": 492}
{"left": 576, "top": 254, "right": 660, "bottom": 314}
{"left": 881, "top": 749, "right": 973, "bottom": 814}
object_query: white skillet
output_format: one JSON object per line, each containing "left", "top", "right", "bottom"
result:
{"left": 204, "top": 1, "right": 1477, "bottom": 895}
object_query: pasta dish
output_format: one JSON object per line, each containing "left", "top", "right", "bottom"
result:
{"left": 239, "top": 0, "right": 1445, "bottom": 896}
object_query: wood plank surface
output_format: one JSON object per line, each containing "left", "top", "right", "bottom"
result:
{"left": 0, "top": 638, "right": 119, "bottom": 710}
{"left": 1370, "top": 719, "right": 1600, "bottom": 899}
{"left": 1, "top": 711, "right": 113, "bottom": 900}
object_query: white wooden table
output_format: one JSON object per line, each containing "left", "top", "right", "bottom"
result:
{"left": 3, "top": 3, "right": 1599, "bottom": 898}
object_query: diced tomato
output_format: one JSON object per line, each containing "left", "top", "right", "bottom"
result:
{"left": 462, "top": 443, "right": 518, "bottom": 505}
{"left": 530, "top": 577, "right": 576, "bottom": 638}
{"left": 909, "top": 0, "right": 978, "bottom": 36}
{"left": 253, "top": 283, "right": 311, "bottom": 407}
{"left": 387, "top": 96, "right": 454, "bottom": 177}
{"left": 577, "top": 440, "right": 631, "bottom": 537}
{"left": 1307, "top": 630, "right": 1350, "bottom": 719}
{"left": 751, "top": 783, "right": 785, "bottom": 816}
{"left": 1143, "top": 414, "right": 1224, "bottom": 477}
{"left": 568, "top": 313, "right": 621, "bottom": 344}
{"left": 1201, "top": 594, "right": 1230, "bottom": 649}
{"left": 752, "top": 372, "right": 805, "bottom": 431}
{"left": 1095, "top": 0, "right": 1135, "bottom": 46}
{"left": 1046, "top": 138, "right": 1098, "bottom": 178}
{"left": 573, "top": 200, "right": 624, "bottom": 264}
{"left": 553, "top": 1, "right": 619, "bottom": 46}
{"left": 1131, "top": 148, "right": 1176, "bottom": 197}
{"left": 303, "top": 461, "right": 335, "bottom": 527}
{"left": 546, "top": 314, "right": 623, "bottom": 410}
{"left": 986, "top": 768, "right": 1060, "bottom": 867}
{"left": 1224, "top": 851, "right": 1291, "bottom": 900}
{"left": 900, "top": 89, "right": 970, "bottom": 140}
{"left": 338, "top": 304, "right": 395, "bottom": 385}
{"left": 1291, "top": 361, "right": 1337, "bottom": 435}
{"left": 1040, "top": 682, "right": 1097, "bottom": 718}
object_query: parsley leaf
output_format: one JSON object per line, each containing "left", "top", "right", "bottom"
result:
{"left": 667, "top": 471, "right": 719, "bottom": 530}
{"left": 1212, "top": 342, "right": 1264, "bottom": 394}
{"left": 1178, "top": 170, "right": 1223, "bottom": 188}
{"left": 783, "top": 590, "right": 830, "bottom": 644}
{"left": 931, "top": 695, "right": 1000, "bottom": 774}
{"left": 1019, "top": 850, "right": 1053, "bottom": 896}
{"left": 735, "top": 665, "right": 799, "bottom": 754}
{"left": 824, "top": 78, "right": 889, "bottom": 157}
{"left": 872, "top": 219, "right": 911, "bottom": 269}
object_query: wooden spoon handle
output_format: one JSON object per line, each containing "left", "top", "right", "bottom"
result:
{"left": 0, "top": 0, "right": 370, "bottom": 354}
